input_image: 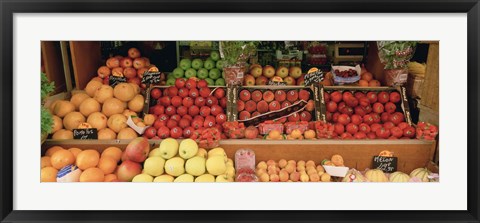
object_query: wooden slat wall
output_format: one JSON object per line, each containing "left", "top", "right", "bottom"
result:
{"left": 365, "top": 41, "right": 386, "bottom": 85}
{"left": 70, "top": 41, "right": 102, "bottom": 90}
{"left": 41, "top": 41, "right": 66, "bottom": 94}
{"left": 420, "top": 42, "right": 439, "bottom": 112}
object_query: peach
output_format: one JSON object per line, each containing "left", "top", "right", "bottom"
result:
{"left": 297, "top": 160, "right": 306, "bottom": 167}
{"left": 256, "top": 100, "right": 269, "bottom": 114}
{"left": 309, "top": 173, "right": 320, "bottom": 182}
{"left": 256, "top": 168, "right": 267, "bottom": 176}
{"left": 237, "top": 100, "right": 245, "bottom": 111}
{"left": 287, "top": 90, "right": 299, "bottom": 102}
{"left": 316, "top": 165, "right": 325, "bottom": 174}
{"left": 267, "top": 168, "right": 277, "bottom": 175}
{"left": 251, "top": 90, "right": 263, "bottom": 102}
{"left": 278, "top": 159, "right": 287, "bottom": 168}
{"left": 263, "top": 91, "right": 275, "bottom": 102}
{"left": 306, "top": 160, "right": 316, "bottom": 167}
{"left": 267, "top": 165, "right": 277, "bottom": 173}
{"left": 300, "top": 174, "right": 310, "bottom": 182}
{"left": 320, "top": 173, "right": 331, "bottom": 182}
{"left": 268, "top": 101, "right": 281, "bottom": 111}
{"left": 305, "top": 100, "right": 315, "bottom": 112}
{"left": 106, "top": 57, "right": 120, "bottom": 68}
{"left": 239, "top": 90, "right": 251, "bottom": 101}
{"left": 269, "top": 174, "right": 280, "bottom": 182}
{"left": 259, "top": 173, "right": 270, "bottom": 182}
{"left": 290, "top": 172, "right": 300, "bottom": 182}
{"left": 297, "top": 165, "right": 305, "bottom": 172}
{"left": 284, "top": 164, "right": 295, "bottom": 174}
{"left": 298, "top": 89, "right": 310, "bottom": 101}
{"left": 307, "top": 168, "right": 317, "bottom": 176}
{"left": 120, "top": 58, "right": 133, "bottom": 68}
{"left": 266, "top": 160, "right": 276, "bottom": 166}
{"left": 279, "top": 170, "right": 289, "bottom": 182}
{"left": 128, "top": 47, "right": 141, "bottom": 59}
{"left": 287, "top": 160, "right": 296, "bottom": 166}
{"left": 239, "top": 111, "right": 251, "bottom": 120}
{"left": 257, "top": 161, "right": 267, "bottom": 169}
{"left": 245, "top": 100, "right": 257, "bottom": 113}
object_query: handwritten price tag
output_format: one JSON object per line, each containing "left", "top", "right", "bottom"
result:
{"left": 73, "top": 128, "right": 98, "bottom": 140}
{"left": 372, "top": 156, "right": 397, "bottom": 173}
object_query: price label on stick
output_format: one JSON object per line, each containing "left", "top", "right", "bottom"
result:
{"left": 372, "top": 156, "right": 397, "bottom": 173}
{"left": 304, "top": 69, "right": 324, "bottom": 86}
{"left": 109, "top": 76, "right": 126, "bottom": 87}
{"left": 268, "top": 80, "right": 287, "bottom": 86}
{"left": 73, "top": 128, "right": 98, "bottom": 140}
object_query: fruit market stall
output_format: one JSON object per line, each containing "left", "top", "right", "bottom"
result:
{"left": 40, "top": 41, "right": 440, "bottom": 183}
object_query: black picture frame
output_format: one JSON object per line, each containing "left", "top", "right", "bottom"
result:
{"left": 1, "top": 0, "right": 479, "bottom": 222}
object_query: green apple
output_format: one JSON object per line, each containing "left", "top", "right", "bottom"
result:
{"left": 164, "top": 157, "right": 185, "bottom": 177}
{"left": 179, "top": 59, "right": 191, "bottom": 70}
{"left": 205, "top": 78, "right": 215, "bottom": 86}
{"left": 203, "top": 59, "right": 215, "bottom": 70}
{"left": 179, "top": 138, "right": 199, "bottom": 159}
{"left": 153, "top": 174, "right": 174, "bottom": 182}
{"left": 172, "top": 68, "right": 184, "bottom": 78}
{"left": 221, "top": 71, "right": 225, "bottom": 79}
{"left": 191, "top": 59, "right": 203, "bottom": 70}
{"left": 209, "top": 68, "right": 221, "bottom": 79}
{"left": 197, "top": 68, "right": 209, "bottom": 79}
{"left": 210, "top": 51, "right": 220, "bottom": 61}
{"left": 167, "top": 72, "right": 174, "bottom": 79}
{"left": 159, "top": 138, "right": 179, "bottom": 159}
{"left": 195, "top": 174, "right": 215, "bottom": 182}
{"left": 174, "top": 174, "right": 194, "bottom": 182}
{"left": 143, "top": 157, "right": 165, "bottom": 176}
{"left": 185, "top": 156, "right": 206, "bottom": 176}
{"left": 132, "top": 173, "right": 154, "bottom": 182}
{"left": 216, "top": 60, "right": 225, "bottom": 69}
{"left": 166, "top": 78, "right": 176, "bottom": 86}
{"left": 185, "top": 68, "right": 197, "bottom": 78}
{"left": 215, "top": 78, "right": 225, "bottom": 86}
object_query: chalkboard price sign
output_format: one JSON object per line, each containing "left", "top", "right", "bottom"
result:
{"left": 141, "top": 71, "right": 162, "bottom": 84}
{"left": 73, "top": 128, "right": 98, "bottom": 140}
{"left": 304, "top": 70, "right": 324, "bottom": 86}
{"left": 268, "top": 80, "right": 287, "bottom": 86}
{"left": 109, "top": 76, "right": 127, "bottom": 87}
{"left": 372, "top": 156, "right": 397, "bottom": 173}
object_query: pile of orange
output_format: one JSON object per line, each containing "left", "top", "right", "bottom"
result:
{"left": 41, "top": 146, "right": 123, "bottom": 182}
{"left": 358, "top": 67, "right": 381, "bottom": 87}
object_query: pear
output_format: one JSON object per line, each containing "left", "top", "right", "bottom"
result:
{"left": 195, "top": 174, "right": 215, "bottom": 182}
{"left": 216, "top": 174, "right": 234, "bottom": 182}
{"left": 206, "top": 156, "right": 227, "bottom": 176}
{"left": 164, "top": 157, "right": 185, "bottom": 177}
{"left": 185, "top": 156, "right": 206, "bottom": 176}
{"left": 132, "top": 173, "right": 153, "bottom": 182}
{"left": 178, "top": 139, "right": 198, "bottom": 159}
{"left": 153, "top": 174, "right": 174, "bottom": 182}
{"left": 148, "top": 148, "right": 162, "bottom": 157}
{"left": 159, "top": 138, "right": 179, "bottom": 159}
{"left": 174, "top": 174, "right": 194, "bottom": 182}
{"left": 143, "top": 157, "right": 165, "bottom": 176}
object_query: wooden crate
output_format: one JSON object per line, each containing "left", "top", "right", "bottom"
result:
{"left": 70, "top": 41, "right": 102, "bottom": 90}
{"left": 42, "top": 139, "right": 436, "bottom": 174}
{"left": 41, "top": 41, "right": 67, "bottom": 94}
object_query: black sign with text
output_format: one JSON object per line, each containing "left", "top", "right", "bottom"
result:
{"left": 141, "top": 71, "right": 162, "bottom": 84}
{"left": 304, "top": 70, "right": 324, "bottom": 86}
{"left": 73, "top": 128, "right": 98, "bottom": 140}
{"left": 372, "top": 156, "right": 397, "bottom": 173}
{"left": 109, "top": 76, "right": 127, "bottom": 87}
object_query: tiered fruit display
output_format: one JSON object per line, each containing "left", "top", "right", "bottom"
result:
{"left": 49, "top": 79, "right": 146, "bottom": 140}
{"left": 255, "top": 159, "right": 332, "bottom": 182}
{"left": 324, "top": 89, "right": 414, "bottom": 139}
{"left": 245, "top": 64, "right": 304, "bottom": 86}
{"left": 237, "top": 88, "right": 315, "bottom": 121}
{"left": 98, "top": 47, "right": 165, "bottom": 88}
{"left": 41, "top": 137, "right": 236, "bottom": 182}
{"left": 147, "top": 78, "right": 227, "bottom": 140}
{"left": 169, "top": 51, "right": 226, "bottom": 86}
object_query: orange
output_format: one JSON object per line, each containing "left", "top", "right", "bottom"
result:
{"left": 304, "top": 130, "right": 316, "bottom": 139}
{"left": 101, "top": 146, "right": 122, "bottom": 162}
{"left": 79, "top": 167, "right": 105, "bottom": 182}
{"left": 369, "top": 80, "right": 381, "bottom": 87}
{"left": 97, "top": 157, "right": 117, "bottom": 174}
{"left": 268, "top": 130, "right": 281, "bottom": 140}
{"left": 361, "top": 72, "right": 373, "bottom": 81}
{"left": 41, "top": 167, "right": 58, "bottom": 182}
{"left": 41, "top": 156, "right": 51, "bottom": 168}
{"left": 291, "top": 129, "right": 302, "bottom": 139}
{"left": 358, "top": 80, "right": 369, "bottom": 87}
{"left": 76, "top": 150, "right": 100, "bottom": 170}
{"left": 50, "top": 150, "right": 75, "bottom": 170}
{"left": 104, "top": 174, "right": 118, "bottom": 182}
{"left": 68, "top": 147, "right": 82, "bottom": 158}
{"left": 45, "top": 146, "right": 64, "bottom": 157}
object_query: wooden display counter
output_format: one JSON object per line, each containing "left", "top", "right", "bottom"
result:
{"left": 42, "top": 139, "right": 436, "bottom": 174}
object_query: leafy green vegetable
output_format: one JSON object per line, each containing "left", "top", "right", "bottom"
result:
{"left": 41, "top": 73, "right": 55, "bottom": 101}
{"left": 377, "top": 41, "right": 417, "bottom": 69}
{"left": 41, "top": 73, "right": 55, "bottom": 136}
{"left": 219, "top": 41, "right": 259, "bottom": 66}
{"left": 41, "top": 107, "right": 53, "bottom": 136}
